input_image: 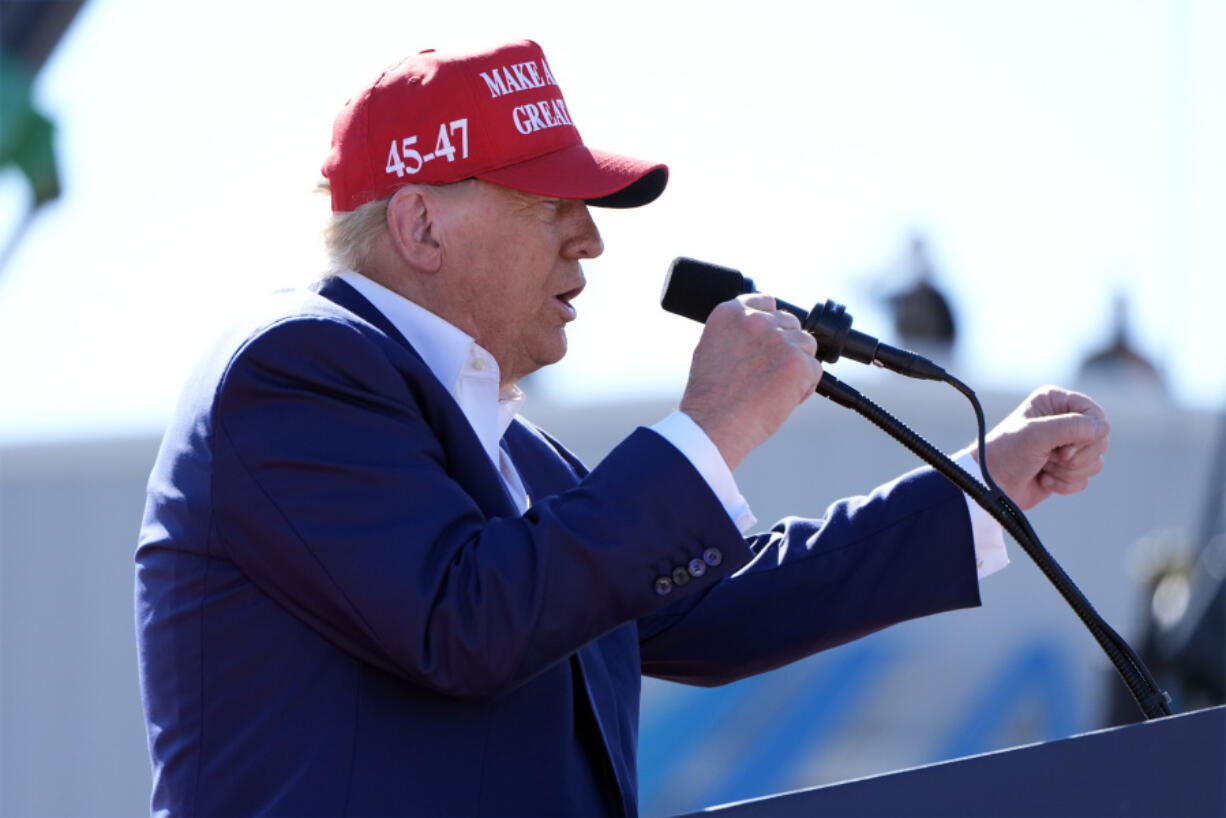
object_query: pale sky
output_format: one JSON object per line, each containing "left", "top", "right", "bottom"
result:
{"left": 1, "top": 0, "right": 1223, "bottom": 444}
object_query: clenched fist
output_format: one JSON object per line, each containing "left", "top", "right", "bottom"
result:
{"left": 968, "top": 386, "right": 1110, "bottom": 511}
{"left": 680, "top": 294, "right": 824, "bottom": 470}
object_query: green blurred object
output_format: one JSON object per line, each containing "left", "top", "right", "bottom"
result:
{"left": 0, "top": 47, "right": 60, "bottom": 206}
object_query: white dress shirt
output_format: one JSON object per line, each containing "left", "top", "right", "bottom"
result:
{"left": 336, "top": 270, "right": 1006, "bottom": 578}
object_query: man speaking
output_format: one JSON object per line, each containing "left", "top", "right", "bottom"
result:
{"left": 135, "top": 40, "right": 1110, "bottom": 816}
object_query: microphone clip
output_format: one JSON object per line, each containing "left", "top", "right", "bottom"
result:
{"left": 804, "top": 301, "right": 858, "bottom": 366}
{"left": 805, "top": 298, "right": 947, "bottom": 381}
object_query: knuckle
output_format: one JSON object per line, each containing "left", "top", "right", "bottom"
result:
{"left": 739, "top": 293, "right": 775, "bottom": 311}
{"left": 776, "top": 311, "right": 802, "bottom": 330}
{"left": 744, "top": 310, "right": 776, "bottom": 336}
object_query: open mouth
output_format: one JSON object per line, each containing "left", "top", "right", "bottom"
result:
{"left": 554, "top": 284, "right": 585, "bottom": 319}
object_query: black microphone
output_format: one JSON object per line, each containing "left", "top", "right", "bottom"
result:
{"left": 661, "top": 257, "right": 947, "bottom": 382}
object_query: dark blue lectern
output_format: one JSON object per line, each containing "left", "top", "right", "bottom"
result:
{"left": 680, "top": 705, "right": 1224, "bottom": 817}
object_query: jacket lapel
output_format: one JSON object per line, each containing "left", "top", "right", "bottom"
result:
{"left": 315, "top": 275, "right": 522, "bottom": 518}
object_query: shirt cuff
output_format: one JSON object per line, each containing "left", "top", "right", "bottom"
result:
{"left": 650, "top": 411, "right": 758, "bottom": 533}
{"left": 954, "top": 451, "right": 1009, "bottom": 579}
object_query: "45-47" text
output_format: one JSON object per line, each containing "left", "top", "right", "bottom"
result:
{"left": 385, "top": 118, "right": 469, "bottom": 177}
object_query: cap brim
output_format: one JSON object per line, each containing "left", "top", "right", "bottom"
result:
{"left": 476, "top": 144, "right": 668, "bottom": 209}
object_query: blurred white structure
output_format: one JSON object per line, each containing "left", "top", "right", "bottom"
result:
{"left": 1, "top": 379, "right": 1218, "bottom": 817}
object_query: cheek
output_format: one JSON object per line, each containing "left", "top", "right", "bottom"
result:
{"left": 483, "top": 287, "right": 548, "bottom": 344}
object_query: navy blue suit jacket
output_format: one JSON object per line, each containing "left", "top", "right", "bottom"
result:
{"left": 135, "top": 277, "right": 981, "bottom": 816}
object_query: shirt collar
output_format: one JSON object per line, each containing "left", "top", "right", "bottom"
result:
{"left": 336, "top": 270, "right": 524, "bottom": 463}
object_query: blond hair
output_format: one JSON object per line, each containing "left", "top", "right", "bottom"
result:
{"left": 316, "top": 180, "right": 389, "bottom": 273}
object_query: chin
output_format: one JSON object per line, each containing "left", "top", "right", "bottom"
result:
{"left": 539, "top": 334, "right": 568, "bottom": 368}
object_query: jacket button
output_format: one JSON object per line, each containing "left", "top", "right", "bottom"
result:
{"left": 687, "top": 558, "right": 707, "bottom": 578}
{"left": 653, "top": 576, "right": 674, "bottom": 596}
{"left": 702, "top": 547, "right": 723, "bottom": 567}
{"left": 671, "top": 566, "right": 691, "bottom": 586}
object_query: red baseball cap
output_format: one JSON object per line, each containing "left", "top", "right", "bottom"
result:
{"left": 322, "top": 40, "right": 668, "bottom": 212}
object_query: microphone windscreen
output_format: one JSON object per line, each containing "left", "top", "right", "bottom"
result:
{"left": 660, "top": 257, "right": 750, "bottom": 323}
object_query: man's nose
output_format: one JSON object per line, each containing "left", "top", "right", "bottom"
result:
{"left": 561, "top": 202, "right": 604, "bottom": 260}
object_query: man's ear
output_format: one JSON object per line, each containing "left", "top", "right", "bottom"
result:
{"left": 386, "top": 186, "right": 443, "bottom": 273}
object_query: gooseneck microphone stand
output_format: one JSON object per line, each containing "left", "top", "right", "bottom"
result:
{"left": 815, "top": 370, "right": 1172, "bottom": 720}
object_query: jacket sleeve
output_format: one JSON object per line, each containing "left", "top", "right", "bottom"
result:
{"left": 209, "top": 316, "right": 750, "bottom": 697}
{"left": 637, "top": 465, "right": 983, "bottom": 686}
